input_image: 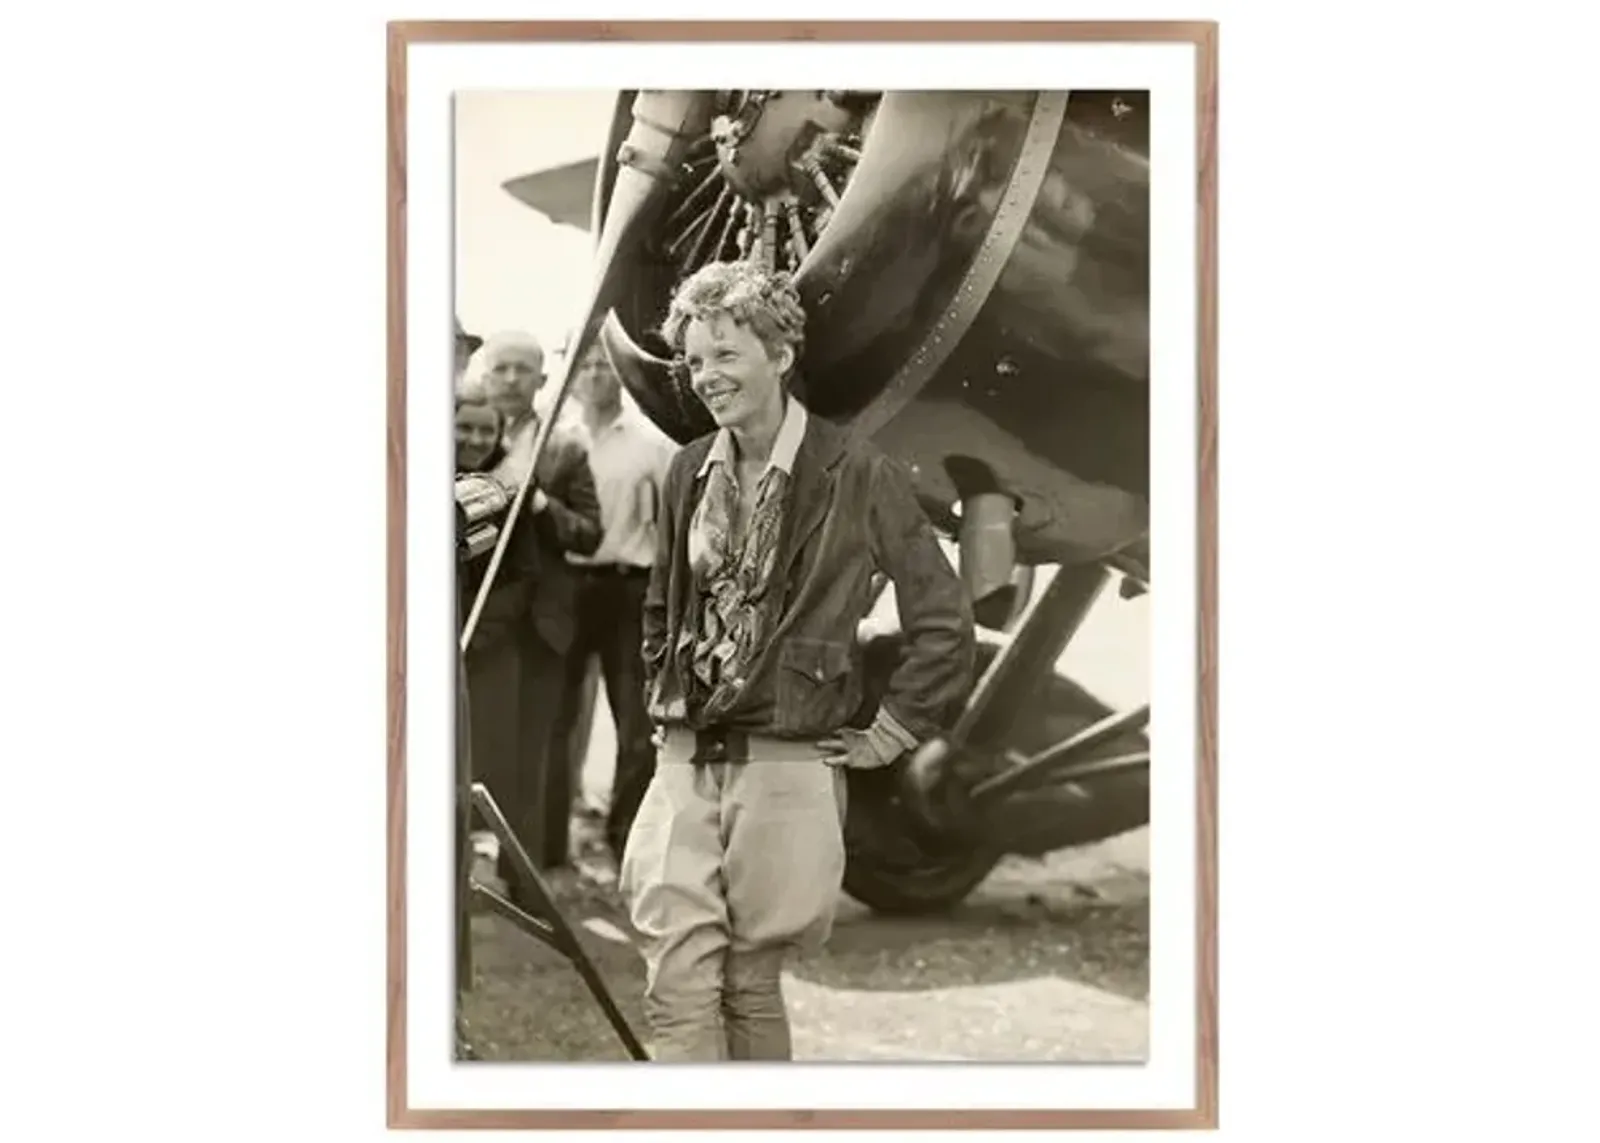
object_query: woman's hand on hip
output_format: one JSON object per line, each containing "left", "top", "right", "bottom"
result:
{"left": 818, "top": 726, "right": 900, "bottom": 770}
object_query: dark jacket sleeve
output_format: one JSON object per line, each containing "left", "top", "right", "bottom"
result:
{"left": 641, "top": 451, "right": 686, "bottom": 691}
{"left": 866, "top": 453, "right": 977, "bottom": 741}
{"left": 531, "top": 438, "right": 602, "bottom": 557}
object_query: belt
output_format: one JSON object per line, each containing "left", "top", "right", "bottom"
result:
{"left": 575, "top": 563, "right": 650, "bottom": 578}
{"left": 690, "top": 725, "right": 749, "bottom": 765}
{"left": 660, "top": 724, "right": 824, "bottom": 766}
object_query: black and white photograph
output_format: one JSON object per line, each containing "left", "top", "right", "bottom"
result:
{"left": 451, "top": 84, "right": 1155, "bottom": 1065}
{"left": 26, "top": 5, "right": 1600, "bottom": 1140}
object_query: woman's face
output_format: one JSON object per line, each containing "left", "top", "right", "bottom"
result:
{"left": 682, "top": 313, "right": 792, "bottom": 431}
{"left": 454, "top": 403, "right": 501, "bottom": 470}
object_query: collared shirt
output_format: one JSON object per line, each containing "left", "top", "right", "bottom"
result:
{"left": 677, "top": 397, "right": 810, "bottom": 723}
{"left": 692, "top": 397, "right": 809, "bottom": 554}
{"left": 490, "top": 413, "right": 541, "bottom": 491}
{"left": 493, "top": 406, "right": 587, "bottom": 496}
{"left": 696, "top": 396, "right": 809, "bottom": 482}
{"left": 643, "top": 406, "right": 978, "bottom": 743}
{"left": 567, "top": 405, "right": 680, "bottom": 570}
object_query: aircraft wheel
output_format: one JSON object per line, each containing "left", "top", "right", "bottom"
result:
{"left": 841, "top": 765, "right": 1001, "bottom": 915}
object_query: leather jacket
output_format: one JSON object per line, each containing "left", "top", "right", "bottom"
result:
{"left": 642, "top": 409, "right": 976, "bottom": 742}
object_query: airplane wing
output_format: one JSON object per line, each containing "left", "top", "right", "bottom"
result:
{"left": 501, "top": 157, "right": 601, "bottom": 232}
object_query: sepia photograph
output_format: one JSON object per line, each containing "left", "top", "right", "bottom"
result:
{"left": 392, "top": 21, "right": 1213, "bottom": 1128}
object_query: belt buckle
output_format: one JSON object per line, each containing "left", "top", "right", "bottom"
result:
{"left": 692, "top": 727, "right": 744, "bottom": 765}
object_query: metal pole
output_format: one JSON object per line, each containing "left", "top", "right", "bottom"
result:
{"left": 969, "top": 705, "right": 1151, "bottom": 804}
{"left": 471, "top": 783, "right": 651, "bottom": 1061}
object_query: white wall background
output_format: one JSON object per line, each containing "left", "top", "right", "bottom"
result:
{"left": 6, "top": 2, "right": 1597, "bottom": 1140}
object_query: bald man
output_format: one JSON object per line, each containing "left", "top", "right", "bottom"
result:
{"left": 478, "top": 331, "right": 548, "bottom": 487}
{"left": 465, "top": 329, "right": 604, "bottom": 881}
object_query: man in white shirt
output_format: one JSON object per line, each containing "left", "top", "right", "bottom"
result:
{"left": 560, "top": 345, "right": 680, "bottom": 868}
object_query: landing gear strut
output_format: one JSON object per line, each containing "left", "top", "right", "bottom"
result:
{"left": 454, "top": 607, "right": 649, "bottom": 1062}
{"left": 464, "top": 784, "right": 650, "bottom": 1061}
{"left": 841, "top": 556, "right": 1151, "bottom": 916}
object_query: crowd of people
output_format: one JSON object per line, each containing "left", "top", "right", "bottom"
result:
{"left": 453, "top": 261, "right": 977, "bottom": 1062}
{"left": 454, "top": 321, "right": 677, "bottom": 898}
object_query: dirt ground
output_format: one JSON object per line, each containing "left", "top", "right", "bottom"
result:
{"left": 457, "top": 828, "right": 1150, "bottom": 1063}
{"left": 468, "top": 593, "right": 1152, "bottom": 1064}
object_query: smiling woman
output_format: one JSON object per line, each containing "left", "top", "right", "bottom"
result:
{"left": 400, "top": 24, "right": 1217, "bottom": 1118}
{"left": 667, "top": 263, "right": 803, "bottom": 439}
{"left": 615, "top": 260, "right": 980, "bottom": 1062}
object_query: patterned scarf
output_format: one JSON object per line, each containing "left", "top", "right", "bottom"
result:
{"left": 680, "top": 457, "right": 791, "bottom": 722}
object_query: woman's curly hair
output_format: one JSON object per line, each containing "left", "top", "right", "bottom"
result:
{"left": 658, "top": 260, "right": 807, "bottom": 377}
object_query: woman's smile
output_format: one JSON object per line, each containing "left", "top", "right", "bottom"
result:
{"left": 700, "top": 382, "right": 742, "bottom": 417}
{"left": 684, "top": 314, "right": 788, "bottom": 431}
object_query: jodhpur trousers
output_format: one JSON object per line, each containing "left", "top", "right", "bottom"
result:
{"left": 619, "top": 726, "right": 849, "bottom": 1061}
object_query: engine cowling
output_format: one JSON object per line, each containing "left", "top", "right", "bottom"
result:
{"left": 577, "top": 88, "right": 1151, "bottom": 574}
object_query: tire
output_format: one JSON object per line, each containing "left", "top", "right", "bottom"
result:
{"left": 838, "top": 631, "right": 1146, "bottom": 912}
{"left": 840, "top": 764, "right": 1002, "bottom": 915}
{"left": 842, "top": 847, "right": 1001, "bottom": 916}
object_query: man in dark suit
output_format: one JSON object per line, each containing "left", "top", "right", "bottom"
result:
{"left": 471, "top": 330, "right": 603, "bottom": 886}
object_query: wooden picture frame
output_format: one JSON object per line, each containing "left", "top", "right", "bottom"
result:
{"left": 389, "top": 19, "right": 1217, "bottom": 1130}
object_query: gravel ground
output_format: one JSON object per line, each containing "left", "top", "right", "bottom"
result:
{"left": 457, "top": 829, "right": 1150, "bottom": 1063}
